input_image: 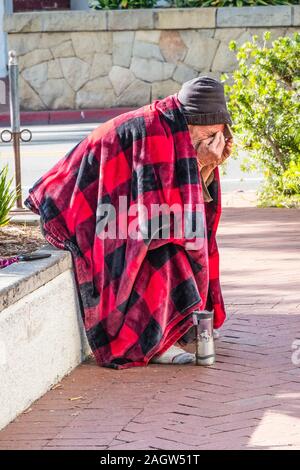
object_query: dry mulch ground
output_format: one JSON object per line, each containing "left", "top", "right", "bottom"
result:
{"left": 0, "top": 223, "right": 47, "bottom": 258}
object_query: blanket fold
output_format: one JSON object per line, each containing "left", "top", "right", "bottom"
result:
{"left": 24, "top": 94, "right": 226, "bottom": 369}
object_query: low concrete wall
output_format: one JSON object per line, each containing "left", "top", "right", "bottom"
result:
{"left": 3, "top": 6, "right": 300, "bottom": 110}
{"left": 0, "top": 245, "right": 91, "bottom": 431}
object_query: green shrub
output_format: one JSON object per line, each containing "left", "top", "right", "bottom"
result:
{"left": 89, "top": 0, "right": 299, "bottom": 6}
{"left": 222, "top": 32, "right": 300, "bottom": 208}
{"left": 173, "top": 0, "right": 299, "bottom": 7}
{"left": 0, "top": 165, "right": 20, "bottom": 227}
{"left": 89, "top": 0, "right": 156, "bottom": 9}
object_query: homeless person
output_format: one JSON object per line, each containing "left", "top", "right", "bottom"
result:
{"left": 24, "top": 76, "right": 233, "bottom": 369}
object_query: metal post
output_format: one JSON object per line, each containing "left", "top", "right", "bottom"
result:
{"left": 0, "top": 50, "right": 32, "bottom": 212}
{"left": 9, "top": 50, "right": 22, "bottom": 209}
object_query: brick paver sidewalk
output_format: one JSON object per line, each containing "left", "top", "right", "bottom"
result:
{"left": 0, "top": 207, "right": 299, "bottom": 450}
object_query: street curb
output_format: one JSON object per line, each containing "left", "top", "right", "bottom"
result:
{"left": 0, "top": 107, "right": 136, "bottom": 126}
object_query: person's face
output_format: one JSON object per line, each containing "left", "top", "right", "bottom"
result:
{"left": 188, "top": 123, "right": 234, "bottom": 168}
{"left": 188, "top": 124, "right": 225, "bottom": 150}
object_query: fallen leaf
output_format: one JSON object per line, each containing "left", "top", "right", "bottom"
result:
{"left": 51, "top": 383, "right": 62, "bottom": 390}
{"left": 23, "top": 407, "right": 32, "bottom": 414}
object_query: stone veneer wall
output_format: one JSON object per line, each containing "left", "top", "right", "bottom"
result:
{"left": 4, "top": 6, "right": 300, "bottom": 110}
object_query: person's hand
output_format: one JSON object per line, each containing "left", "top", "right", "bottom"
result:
{"left": 196, "top": 131, "right": 226, "bottom": 168}
{"left": 218, "top": 136, "right": 233, "bottom": 165}
{"left": 197, "top": 131, "right": 233, "bottom": 174}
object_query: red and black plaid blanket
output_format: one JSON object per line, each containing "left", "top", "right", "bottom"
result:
{"left": 24, "top": 94, "right": 226, "bottom": 369}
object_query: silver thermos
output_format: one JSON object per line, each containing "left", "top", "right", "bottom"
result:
{"left": 193, "top": 310, "right": 215, "bottom": 366}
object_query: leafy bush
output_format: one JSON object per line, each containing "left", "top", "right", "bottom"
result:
{"left": 173, "top": 0, "right": 298, "bottom": 7}
{"left": 89, "top": 0, "right": 299, "bottom": 6}
{"left": 0, "top": 165, "right": 20, "bottom": 227}
{"left": 89, "top": 0, "right": 156, "bottom": 9}
{"left": 222, "top": 32, "right": 300, "bottom": 208}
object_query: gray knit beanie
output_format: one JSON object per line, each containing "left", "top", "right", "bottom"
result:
{"left": 177, "top": 76, "right": 232, "bottom": 126}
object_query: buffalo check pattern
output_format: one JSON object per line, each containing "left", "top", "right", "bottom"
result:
{"left": 24, "top": 94, "right": 226, "bottom": 369}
